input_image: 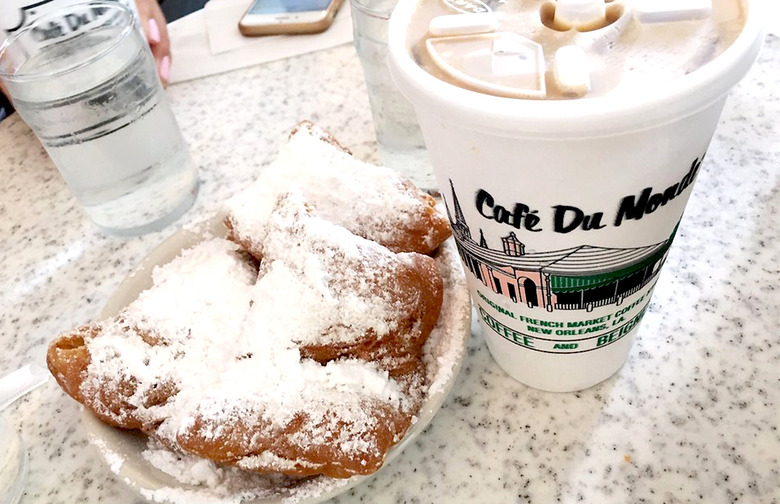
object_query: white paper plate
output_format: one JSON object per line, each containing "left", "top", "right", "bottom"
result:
{"left": 84, "top": 216, "right": 471, "bottom": 504}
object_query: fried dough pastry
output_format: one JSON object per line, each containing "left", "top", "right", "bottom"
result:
{"left": 169, "top": 194, "right": 441, "bottom": 476}
{"left": 47, "top": 322, "right": 178, "bottom": 431}
{"left": 48, "top": 190, "right": 445, "bottom": 479}
{"left": 178, "top": 391, "right": 413, "bottom": 478}
{"left": 257, "top": 193, "right": 443, "bottom": 376}
{"left": 224, "top": 121, "right": 451, "bottom": 259}
{"left": 48, "top": 239, "right": 258, "bottom": 432}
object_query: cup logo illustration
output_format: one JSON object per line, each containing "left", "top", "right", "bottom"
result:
{"left": 2, "top": 0, "right": 133, "bottom": 41}
{"left": 3, "top": 0, "right": 51, "bottom": 34}
{"left": 444, "top": 179, "right": 679, "bottom": 355}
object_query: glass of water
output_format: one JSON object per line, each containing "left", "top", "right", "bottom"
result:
{"left": 0, "top": 1, "right": 198, "bottom": 236}
{"left": 349, "top": 0, "right": 436, "bottom": 190}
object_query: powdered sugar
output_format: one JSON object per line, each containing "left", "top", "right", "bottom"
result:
{"left": 89, "top": 435, "right": 125, "bottom": 474}
{"left": 252, "top": 193, "right": 413, "bottom": 346}
{"left": 75, "top": 122, "right": 470, "bottom": 503}
{"left": 422, "top": 237, "right": 470, "bottom": 396}
{"left": 79, "top": 193, "right": 446, "bottom": 480}
{"left": 80, "top": 239, "right": 258, "bottom": 432}
{"left": 225, "top": 125, "right": 443, "bottom": 256}
{"left": 143, "top": 442, "right": 224, "bottom": 487}
{"left": 86, "top": 236, "right": 470, "bottom": 504}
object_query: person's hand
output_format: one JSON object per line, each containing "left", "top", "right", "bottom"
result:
{"left": 134, "top": 0, "right": 171, "bottom": 87}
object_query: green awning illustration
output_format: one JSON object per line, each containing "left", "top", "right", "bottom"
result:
{"left": 461, "top": 238, "right": 670, "bottom": 274}
{"left": 548, "top": 243, "right": 671, "bottom": 292}
{"left": 446, "top": 178, "right": 680, "bottom": 311}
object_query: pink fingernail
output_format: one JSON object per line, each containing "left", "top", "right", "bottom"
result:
{"left": 147, "top": 18, "right": 161, "bottom": 44}
{"left": 159, "top": 55, "right": 170, "bottom": 83}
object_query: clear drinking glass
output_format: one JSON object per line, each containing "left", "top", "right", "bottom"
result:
{"left": 0, "top": 414, "right": 26, "bottom": 504}
{"left": 349, "top": 0, "right": 436, "bottom": 189}
{"left": 0, "top": 2, "right": 198, "bottom": 236}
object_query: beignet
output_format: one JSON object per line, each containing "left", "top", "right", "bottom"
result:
{"left": 49, "top": 193, "right": 445, "bottom": 478}
{"left": 225, "top": 121, "right": 451, "bottom": 259}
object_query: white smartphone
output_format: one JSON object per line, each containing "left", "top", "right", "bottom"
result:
{"left": 238, "top": 0, "right": 345, "bottom": 36}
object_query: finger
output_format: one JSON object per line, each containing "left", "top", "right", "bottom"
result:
{"left": 135, "top": 0, "right": 171, "bottom": 86}
{"left": 135, "top": 0, "right": 154, "bottom": 43}
{"left": 147, "top": 6, "right": 171, "bottom": 86}
{"left": 157, "top": 54, "right": 171, "bottom": 88}
{"left": 147, "top": 17, "right": 161, "bottom": 45}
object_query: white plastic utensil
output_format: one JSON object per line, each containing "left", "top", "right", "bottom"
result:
{"left": 0, "top": 364, "right": 49, "bottom": 412}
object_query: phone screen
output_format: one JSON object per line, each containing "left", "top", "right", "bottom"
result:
{"left": 248, "top": 0, "right": 332, "bottom": 14}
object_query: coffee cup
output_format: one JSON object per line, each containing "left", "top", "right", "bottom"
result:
{"left": 387, "top": 0, "right": 764, "bottom": 391}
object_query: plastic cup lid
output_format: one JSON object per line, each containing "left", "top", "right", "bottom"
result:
{"left": 387, "top": 0, "right": 765, "bottom": 137}
{"left": 0, "top": 415, "right": 27, "bottom": 504}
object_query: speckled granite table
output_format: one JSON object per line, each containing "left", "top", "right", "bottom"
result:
{"left": 1, "top": 29, "right": 779, "bottom": 504}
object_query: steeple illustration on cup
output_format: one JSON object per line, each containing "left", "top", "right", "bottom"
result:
{"left": 445, "top": 180, "right": 677, "bottom": 313}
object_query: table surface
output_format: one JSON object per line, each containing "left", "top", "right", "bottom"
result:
{"left": 1, "top": 29, "right": 779, "bottom": 504}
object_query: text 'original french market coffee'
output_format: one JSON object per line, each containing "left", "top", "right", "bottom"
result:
{"left": 387, "top": 0, "right": 764, "bottom": 391}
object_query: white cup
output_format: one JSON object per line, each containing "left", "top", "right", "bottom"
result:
{"left": 387, "top": 0, "right": 764, "bottom": 391}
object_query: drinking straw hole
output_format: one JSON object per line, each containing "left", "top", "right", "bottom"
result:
{"left": 540, "top": 1, "right": 624, "bottom": 32}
